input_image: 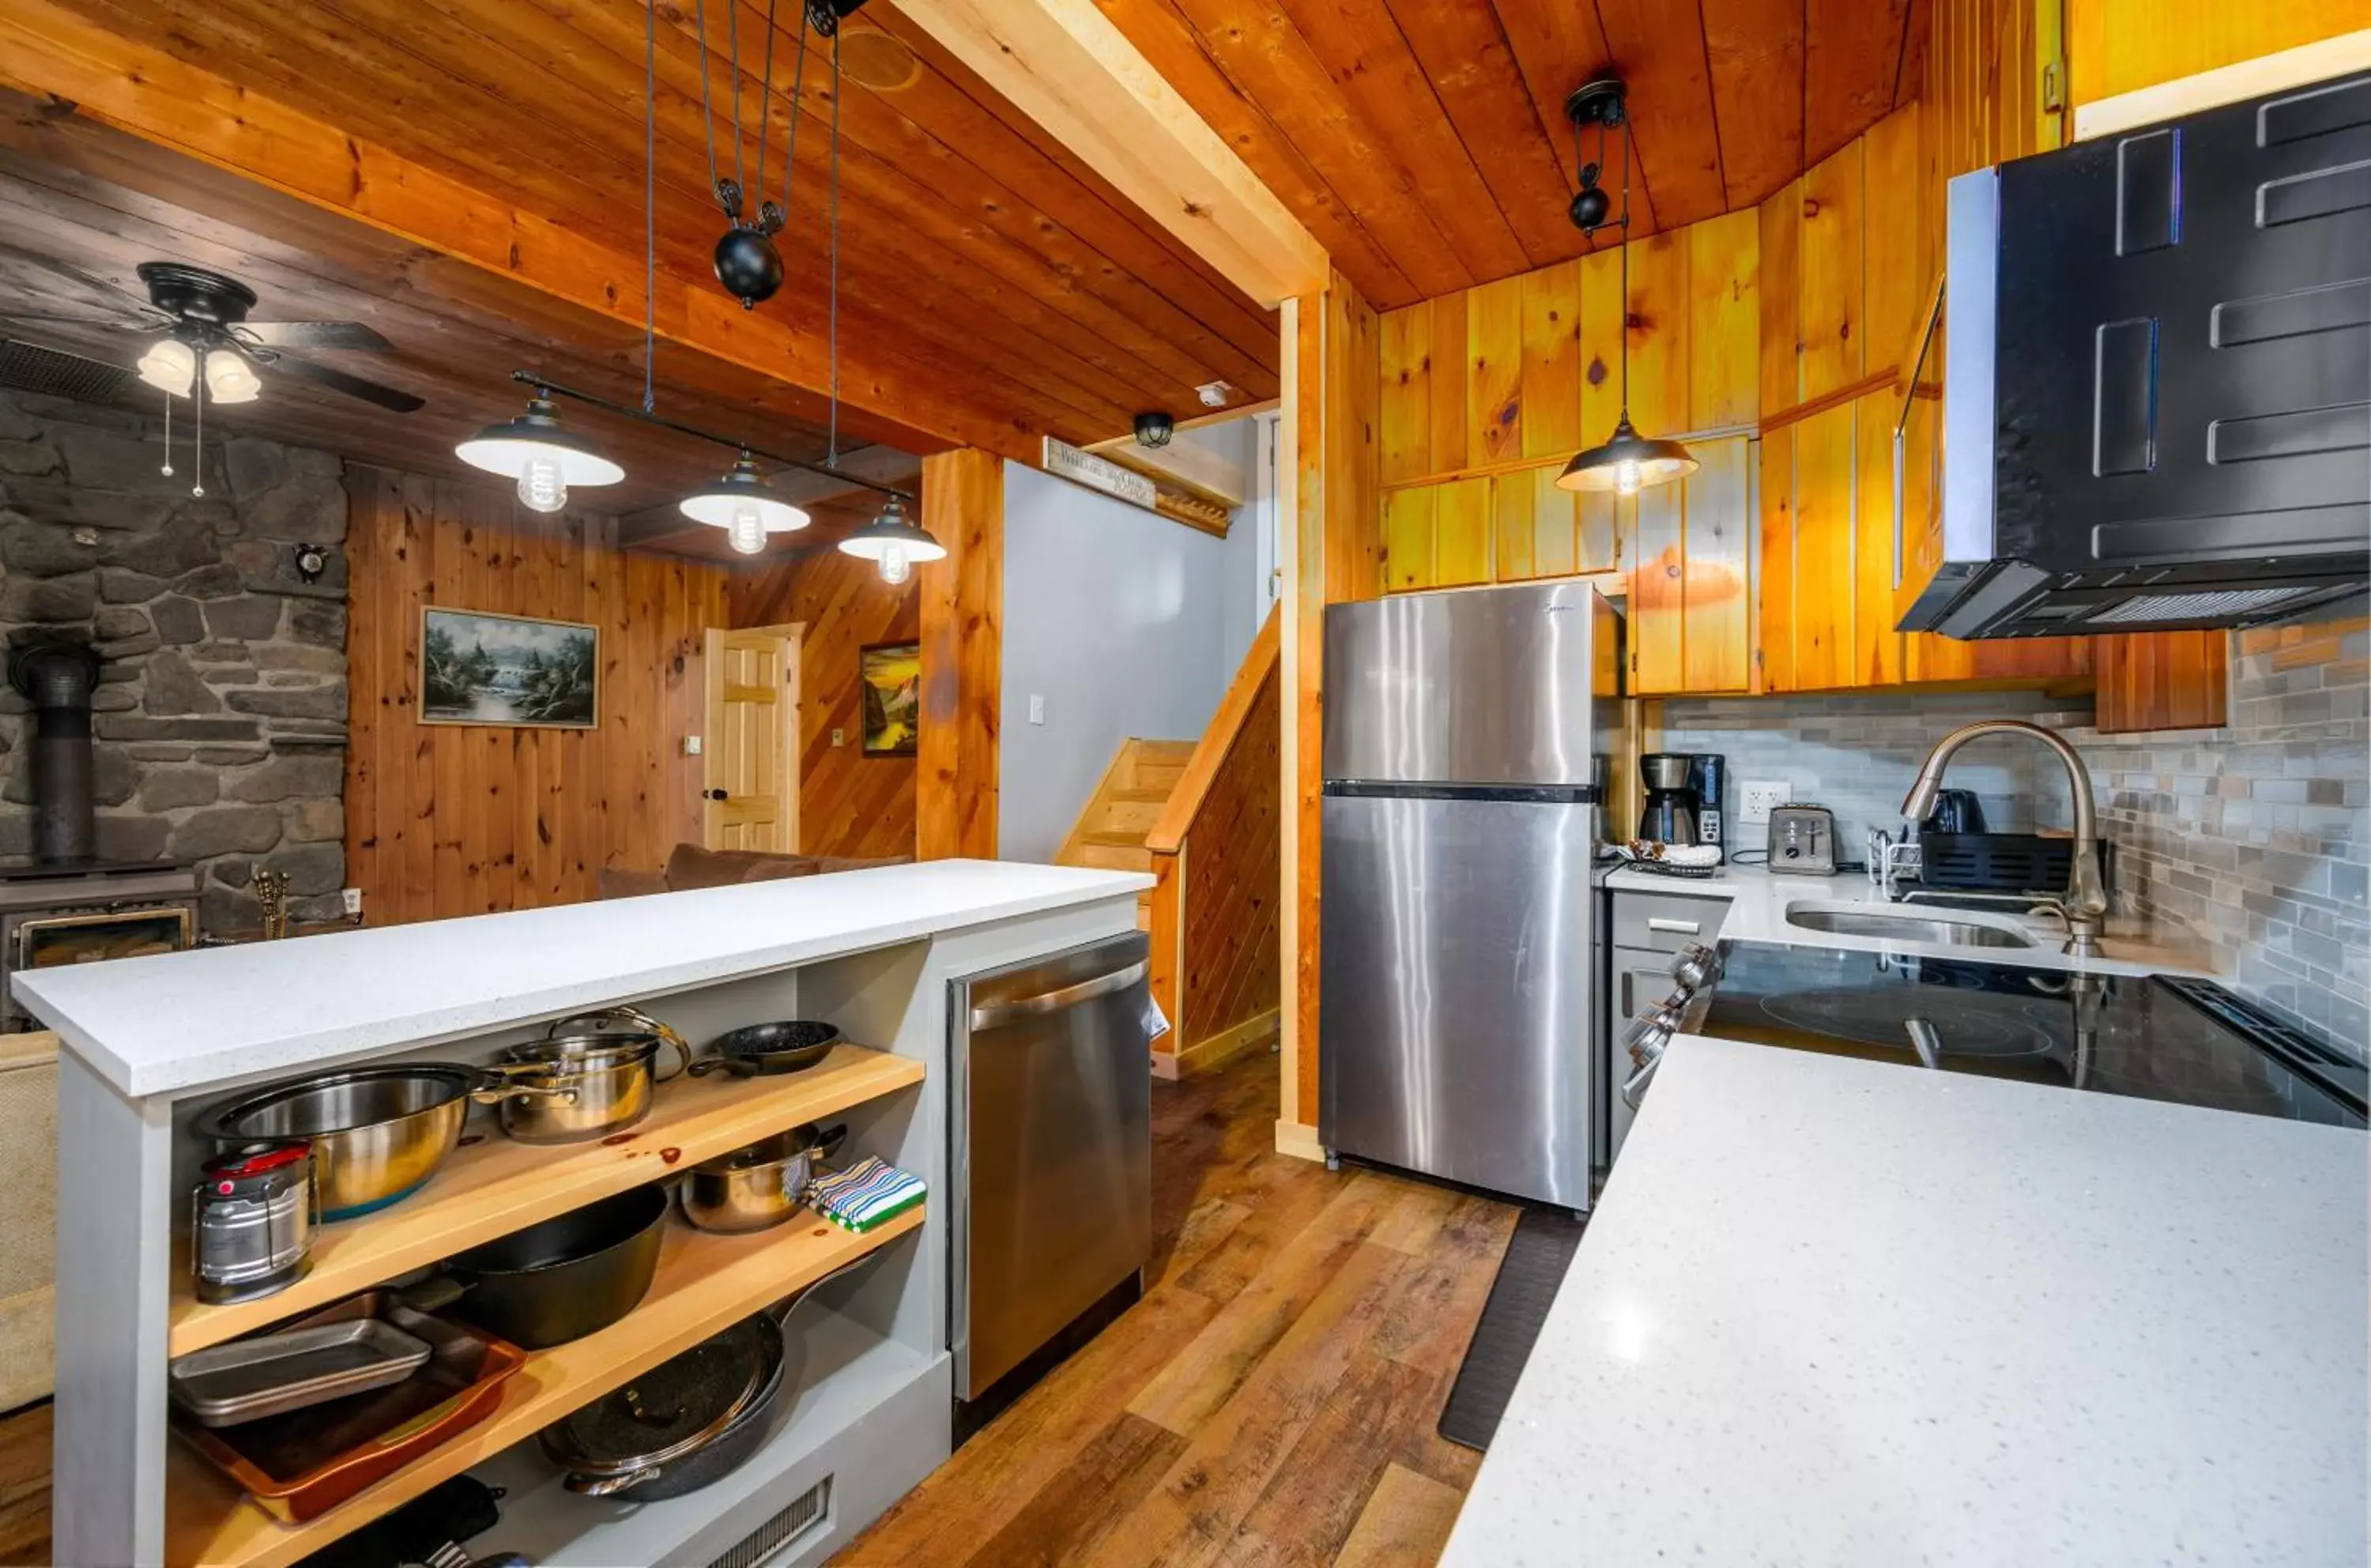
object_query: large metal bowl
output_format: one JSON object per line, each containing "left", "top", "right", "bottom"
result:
{"left": 194, "top": 1065, "right": 485, "bottom": 1220}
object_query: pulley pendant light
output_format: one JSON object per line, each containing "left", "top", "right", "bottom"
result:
{"left": 837, "top": 495, "right": 944, "bottom": 585}
{"left": 680, "top": 450, "right": 812, "bottom": 555}
{"left": 1557, "top": 77, "right": 1696, "bottom": 497}
{"left": 454, "top": 390, "right": 625, "bottom": 514}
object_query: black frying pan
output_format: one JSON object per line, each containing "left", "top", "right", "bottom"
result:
{"left": 686, "top": 1021, "right": 841, "bottom": 1079}
{"left": 404, "top": 1184, "right": 666, "bottom": 1348}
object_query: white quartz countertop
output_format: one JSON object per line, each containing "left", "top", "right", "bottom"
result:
{"left": 14, "top": 859, "right": 1152, "bottom": 1099}
{"left": 1442, "top": 1036, "right": 2368, "bottom": 1567}
{"left": 1604, "top": 860, "right": 2215, "bottom": 978}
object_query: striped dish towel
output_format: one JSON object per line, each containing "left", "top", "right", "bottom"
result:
{"left": 808, "top": 1155, "right": 926, "bottom": 1233}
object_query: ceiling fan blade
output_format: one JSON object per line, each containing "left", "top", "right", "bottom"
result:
{"left": 240, "top": 321, "right": 394, "bottom": 352}
{"left": 0, "top": 313, "right": 164, "bottom": 332}
{"left": 262, "top": 352, "right": 425, "bottom": 413}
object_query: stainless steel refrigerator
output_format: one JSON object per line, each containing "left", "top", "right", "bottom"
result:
{"left": 1318, "top": 579, "right": 1623, "bottom": 1210}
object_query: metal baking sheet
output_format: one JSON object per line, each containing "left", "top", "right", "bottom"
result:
{"left": 168, "top": 1317, "right": 432, "bottom": 1427}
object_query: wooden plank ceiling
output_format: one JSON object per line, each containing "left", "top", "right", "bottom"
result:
{"left": 0, "top": 92, "right": 914, "bottom": 561}
{"left": 1, "top": 0, "right": 1281, "bottom": 451}
{"left": 1093, "top": 0, "right": 1928, "bottom": 309}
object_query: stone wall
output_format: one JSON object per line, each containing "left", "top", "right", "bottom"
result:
{"left": 0, "top": 390, "right": 348, "bottom": 931}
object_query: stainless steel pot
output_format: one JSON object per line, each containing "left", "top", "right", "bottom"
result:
{"left": 488, "top": 1006, "right": 689, "bottom": 1145}
{"left": 193, "top": 1065, "right": 555, "bottom": 1221}
{"left": 677, "top": 1123, "right": 846, "bottom": 1234}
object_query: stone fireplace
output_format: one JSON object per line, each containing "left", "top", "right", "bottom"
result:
{"left": 0, "top": 388, "right": 349, "bottom": 933}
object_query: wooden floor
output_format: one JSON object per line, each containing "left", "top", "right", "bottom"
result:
{"left": 838, "top": 1050, "right": 1518, "bottom": 1568}
{"left": 0, "top": 1050, "right": 1517, "bottom": 1568}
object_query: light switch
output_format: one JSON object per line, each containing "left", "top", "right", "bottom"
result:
{"left": 683, "top": 734, "right": 703, "bottom": 756}
{"left": 831, "top": 727, "right": 846, "bottom": 747}
{"left": 1028, "top": 694, "right": 1046, "bottom": 726}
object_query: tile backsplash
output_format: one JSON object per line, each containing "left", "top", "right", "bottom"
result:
{"left": 1657, "top": 620, "right": 2369, "bottom": 1063}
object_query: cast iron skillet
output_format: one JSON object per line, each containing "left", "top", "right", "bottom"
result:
{"left": 405, "top": 1184, "right": 667, "bottom": 1348}
{"left": 686, "top": 1020, "right": 842, "bottom": 1079}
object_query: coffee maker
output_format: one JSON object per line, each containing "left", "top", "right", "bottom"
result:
{"left": 1687, "top": 752, "right": 1728, "bottom": 857}
{"left": 1638, "top": 754, "right": 1701, "bottom": 847}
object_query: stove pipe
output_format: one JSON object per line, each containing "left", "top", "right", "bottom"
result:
{"left": 9, "top": 643, "right": 101, "bottom": 863}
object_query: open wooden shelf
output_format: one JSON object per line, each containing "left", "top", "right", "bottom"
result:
{"left": 169, "top": 1044, "right": 923, "bottom": 1356}
{"left": 165, "top": 1204, "right": 925, "bottom": 1568}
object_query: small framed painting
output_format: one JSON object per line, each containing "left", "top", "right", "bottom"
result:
{"left": 420, "top": 607, "right": 599, "bottom": 729}
{"left": 859, "top": 641, "right": 921, "bottom": 756}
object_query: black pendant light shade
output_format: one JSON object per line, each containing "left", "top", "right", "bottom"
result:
{"left": 838, "top": 496, "right": 946, "bottom": 585}
{"left": 680, "top": 452, "right": 811, "bottom": 555}
{"left": 454, "top": 396, "right": 626, "bottom": 487}
{"left": 1557, "top": 413, "right": 1698, "bottom": 495}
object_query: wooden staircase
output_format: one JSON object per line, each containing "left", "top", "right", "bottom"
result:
{"left": 1057, "top": 739, "right": 1198, "bottom": 927}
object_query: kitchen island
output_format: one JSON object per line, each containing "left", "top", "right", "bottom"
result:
{"left": 20, "top": 858, "right": 1151, "bottom": 1568}
{"left": 1443, "top": 1035, "right": 2368, "bottom": 1566}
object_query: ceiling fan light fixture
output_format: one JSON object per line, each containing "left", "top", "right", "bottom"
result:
{"left": 454, "top": 394, "right": 625, "bottom": 488}
{"left": 1556, "top": 413, "right": 1697, "bottom": 495}
{"left": 202, "top": 349, "right": 262, "bottom": 405}
{"left": 136, "top": 338, "right": 195, "bottom": 398}
{"left": 677, "top": 452, "right": 812, "bottom": 539}
{"left": 837, "top": 495, "right": 944, "bottom": 584}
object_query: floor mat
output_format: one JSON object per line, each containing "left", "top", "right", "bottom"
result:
{"left": 1436, "top": 1206, "right": 1587, "bottom": 1450}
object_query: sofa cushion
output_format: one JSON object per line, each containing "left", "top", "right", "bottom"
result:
{"left": 808, "top": 854, "right": 914, "bottom": 873}
{"left": 597, "top": 867, "right": 671, "bottom": 900}
{"left": 663, "top": 842, "right": 813, "bottom": 890}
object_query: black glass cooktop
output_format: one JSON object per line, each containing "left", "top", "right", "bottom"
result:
{"left": 1694, "top": 940, "right": 2367, "bottom": 1129}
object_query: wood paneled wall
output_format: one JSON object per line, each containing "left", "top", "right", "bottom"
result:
{"left": 916, "top": 449, "right": 1004, "bottom": 861}
{"left": 728, "top": 550, "right": 919, "bottom": 861}
{"left": 345, "top": 467, "right": 728, "bottom": 923}
{"left": 2068, "top": 0, "right": 2367, "bottom": 105}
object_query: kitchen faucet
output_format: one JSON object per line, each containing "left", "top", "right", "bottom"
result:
{"left": 1900, "top": 719, "right": 2107, "bottom": 959}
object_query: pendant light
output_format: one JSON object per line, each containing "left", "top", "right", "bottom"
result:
{"left": 454, "top": 390, "right": 625, "bottom": 514}
{"left": 1557, "top": 77, "right": 1696, "bottom": 497}
{"left": 680, "top": 451, "right": 811, "bottom": 555}
{"left": 838, "top": 496, "right": 943, "bottom": 585}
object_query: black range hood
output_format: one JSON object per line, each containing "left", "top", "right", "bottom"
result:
{"left": 1902, "top": 70, "right": 2370, "bottom": 639}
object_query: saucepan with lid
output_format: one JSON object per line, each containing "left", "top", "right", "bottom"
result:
{"left": 484, "top": 1004, "right": 691, "bottom": 1144}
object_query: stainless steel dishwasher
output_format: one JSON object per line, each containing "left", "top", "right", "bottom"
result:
{"left": 950, "top": 931, "right": 1152, "bottom": 1436}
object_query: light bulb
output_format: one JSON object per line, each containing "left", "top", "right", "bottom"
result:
{"left": 137, "top": 339, "right": 195, "bottom": 397}
{"left": 1615, "top": 458, "right": 1642, "bottom": 497}
{"left": 877, "top": 541, "right": 910, "bottom": 585}
{"left": 517, "top": 455, "right": 567, "bottom": 514}
{"left": 202, "top": 350, "right": 261, "bottom": 405}
{"left": 727, "top": 505, "right": 767, "bottom": 556}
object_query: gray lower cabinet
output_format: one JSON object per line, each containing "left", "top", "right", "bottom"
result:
{"left": 1605, "top": 888, "right": 1733, "bottom": 1164}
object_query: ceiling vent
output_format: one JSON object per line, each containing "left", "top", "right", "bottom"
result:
{"left": 0, "top": 339, "right": 130, "bottom": 405}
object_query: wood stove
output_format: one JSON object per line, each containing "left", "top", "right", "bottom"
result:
{"left": 0, "top": 862, "right": 199, "bottom": 1031}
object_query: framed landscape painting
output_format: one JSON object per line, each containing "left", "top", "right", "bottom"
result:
{"left": 420, "top": 607, "right": 599, "bottom": 729}
{"left": 860, "top": 641, "right": 920, "bottom": 756}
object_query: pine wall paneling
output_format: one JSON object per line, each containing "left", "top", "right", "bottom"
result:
{"left": 345, "top": 466, "right": 728, "bottom": 925}
{"left": 727, "top": 549, "right": 919, "bottom": 861}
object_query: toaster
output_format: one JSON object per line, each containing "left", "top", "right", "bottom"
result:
{"left": 1767, "top": 805, "right": 1837, "bottom": 875}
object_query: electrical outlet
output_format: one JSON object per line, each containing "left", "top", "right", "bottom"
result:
{"left": 341, "top": 887, "right": 363, "bottom": 917}
{"left": 831, "top": 727, "right": 846, "bottom": 747}
{"left": 683, "top": 734, "right": 703, "bottom": 756}
{"left": 1740, "top": 782, "right": 1791, "bottom": 826}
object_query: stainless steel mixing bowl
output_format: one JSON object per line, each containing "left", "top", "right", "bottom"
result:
{"left": 193, "top": 1064, "right": 522, "bottom": 1219}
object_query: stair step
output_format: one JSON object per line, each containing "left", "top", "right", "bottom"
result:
{"left": 1095, "top": 800, "right": 1166, "bottom": 835}
{"left": 1077, "top": 841, "right": 1153, "bottom": 872}
{"left": 1110, "top": 790, "right": 1170, "bottom": 804}
{"left": 1080, "top": 829, "right": 1150, "bottom": 848}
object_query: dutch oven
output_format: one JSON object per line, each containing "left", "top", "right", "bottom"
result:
{"left": 406, "top": 1184, "right": 668, "bottom": 1349}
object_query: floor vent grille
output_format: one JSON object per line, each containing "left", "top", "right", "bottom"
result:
{"left": 708, "top": 1474, "right": 831, "bottom": 1568}
{"left": 0, "top": 339, "right": 131, "bottom": 405}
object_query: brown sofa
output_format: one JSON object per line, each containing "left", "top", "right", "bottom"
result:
{"left": 597, "top": 842, "right": 913, "bottom": 899}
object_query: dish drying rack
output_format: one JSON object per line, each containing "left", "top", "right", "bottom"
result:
{"left": 1867, "top": 830, "right": 1921, "bottom": 896}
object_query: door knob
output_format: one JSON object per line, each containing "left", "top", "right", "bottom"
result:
{"left": 705, "top": 788, "right": 728, "bottom": 801}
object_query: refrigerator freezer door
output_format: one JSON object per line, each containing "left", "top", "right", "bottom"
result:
{"left": 1317, "top": 793, "right": 1597, "bottom": 1208}
{"left": 1323, "top": 580, "right": 1619, "bottom": 787}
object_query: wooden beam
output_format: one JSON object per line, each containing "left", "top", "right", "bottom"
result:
{"left": 888, "top": 0, "right": 1329, "bottom": 307}
{"left": 916, "top": 449, "right": 1004, "bottom": 860}
{"left": 0, "top": 0, "right": 1039, "bottom": 460}
{"left": 1276, "top": 265, "right": 1380, "bottom": 1156}
{"left": 2071, "top": 26, "right": 2371, "bottom": 139}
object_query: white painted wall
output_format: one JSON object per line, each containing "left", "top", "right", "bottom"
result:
{"left": 997, "top": 458, "right": 1260, "bottom": 863}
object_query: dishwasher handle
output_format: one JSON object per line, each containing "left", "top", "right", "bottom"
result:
{"left": 969, "top": 960, "right": 1148, "bottom": 1031}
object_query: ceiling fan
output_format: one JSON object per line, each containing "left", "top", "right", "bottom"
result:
{"left": 6, "top": 261, "right": 424, "bottom": 413}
